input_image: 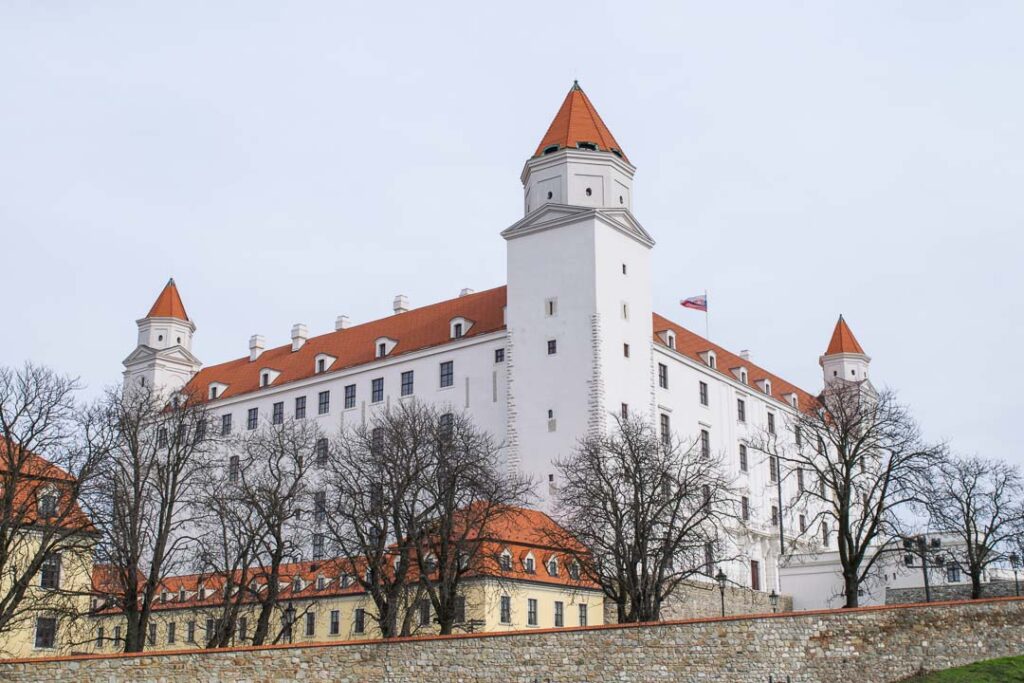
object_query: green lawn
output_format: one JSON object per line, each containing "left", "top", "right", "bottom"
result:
{"left": 905, "top": 656, "right": 1024, "bottom": 682}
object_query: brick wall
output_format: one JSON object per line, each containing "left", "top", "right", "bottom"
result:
{"left": 2, "top": 597, "right": 1024, "bottom": 682}
{"left": 887, "top": 579, "right": 1022, "bottom": 605}
{"left": 604, "top": 580, "right": 793, "bottom": 623}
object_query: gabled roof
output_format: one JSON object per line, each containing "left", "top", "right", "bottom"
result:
{"left": 533, "top": 81, "right": 628, "bottom": 163}
{"left": 824, "top": 315, "right": 865, "bottom": 356}
{"left": 146, "top": 278, "right": 189, "bottom": 321}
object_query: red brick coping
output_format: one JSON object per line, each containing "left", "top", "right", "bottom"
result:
{"left": 6, "top": 594, "right": 1024, "bottom": 666}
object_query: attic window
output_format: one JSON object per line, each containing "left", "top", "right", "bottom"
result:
{"left": 611, "top": 148, "right": 623, "bottom": 158}
{"left": 378, "top": 343, "right": 387, "bottom": 358}
{"left": 667, "top": 332, "right": 676, "bottom": 349}
{"left": 543, "top": 144, "right": 559, "bottom": 155}
{"left": 577, "top": 141, "right": 597, "bottom": 151}
{"left": 210, "top": 386, "right": 218, "bottom": 399}
{"left": 524, "top": 554, "right": 536, "bottom": 574}
{"left": 317, "top": 359, "right": 325, "bottom": 373}
{"left": 740, "top": 371, "right": 748, "bottom": 384}
{"left": 261, "top": 373, "right": 269, "bottom": 387}
{"left": 453, "top": 323, "right": 463, "bottom": 339}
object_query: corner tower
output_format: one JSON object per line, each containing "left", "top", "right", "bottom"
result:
{"left": 504, "top": 83, "right": 655, "bottom": 499}
{"left": 122, "top": 278, "right": 202, "bottom": 393}
{"left": 819, "top": 315, "right": 871, "bottom": 386}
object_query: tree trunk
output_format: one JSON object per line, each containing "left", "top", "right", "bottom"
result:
{"left": 971, "top": 571, "right": 983, "bottom": 600}
{"left": 843, "top": 571, "right": 860, "bottom": 608}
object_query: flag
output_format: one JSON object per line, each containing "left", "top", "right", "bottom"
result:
{"left": 681, "top": 294, "right": 707, "bottom": 312}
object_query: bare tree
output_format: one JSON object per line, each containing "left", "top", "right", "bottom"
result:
{"left": 551, "top": 413, "right": 736, "bottom": 623}
{"left": 919, "top": 455, "right": 1024, "bottom": 599}
{"left": 0, "top": 363, "right": 106, "bottom": 649}
{"left": 751, "top": 382, "right": 943, "bottom": 608}
{"left": 92, "top": 384, "right": 213, "bottom": 652}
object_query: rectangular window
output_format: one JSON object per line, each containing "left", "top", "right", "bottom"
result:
{"left": 440, "top": 361, "right": 454, "bottom": 388}
{"left": 272, "top": 401, "right": 284, "bottom": 425}
{"left": 318, "top": 390, "right": 330, "bottom": 415}
{"left": 167, "top": 622, "right": 176, "bottom": 644}
{"left": 623, "top": 343, "right": 630, "bottom": 358}
{"left": 737, "top": 398, "right": 746, "bottom": 423}
{"left": 547, "top": 339, "right": 557, "bottom": 355}
{"left": 554, "top": 601, "right": 564, "bottom": 627}
{"left": 40, "top": 553, "right": 60, "bottom": 589}
{"left": 221, "top": 414, "right": 232, "bottom": 436}
{"left": 317, "top": 358, "right": 325, "bottom": 373}
{"left": 354, "top": 608, "right": 365, "bottom": 634}
{"left": 34, "top": 617, "right": 56, "bottom": 649}
{"left": 770, "top": 456, "right": 778, "bottom": 483}
{"left": 579, "top": 603, "right": 588, "bottom": 627}
{"left": 238, "top": 617, "right": 247, "bottom": 643}
{"left": 371, "top": 378, "right": 383, "bottom": 403}
{"left": 295, "top": 396, "right": 306, "bottom": 419}
{"left": 771, "top": 505, "right": 779, "bottom": 526}
{"left": 330, "top": 610, "right": 340, "bottom": 635}
{"left": 795, "top": 425, "right": 802, "bottom": 447}
{"left": 419, "top": 600, "right": 431, "bottom": 626}
{"left": 620, "top": 403, "right": 629, "bottom": 418}
{"left": 799, "top": 514, "right": 807, "bottom": 533}
{"left": 314, "top": 491, "right": 326, "bottom": 524}
{"left": 96, "top": 626, "right": 104, "bottom": 647}
{"left": 500, "top": 595, "right": 512, "bottom": 624}
{"left": 797, "top": 468, "right": 805, "bottom": 492}
{"left": 305, "top": 612, "right": 316, "bottom": 637}
{"left": 767, "top": 413, "right": 776, "bottom": 434}
{"left": 316, "top": 437, "right": 328, "bottom": 466}
{"left": 228, "top": 455, "right": 240, "bottom": 483}
{"left": 699, "top": 381, "right": 709, "bottom": 406}
{"left": 660, "top": 414, "right": 671, "bottom": 446}
{"left": 187, "top": 621, "right": 196, "bottom": 643}
{"left": 344, "top": 384, "right": 356, "bottom": 408}
{"left": 821, "top": 522, "right": 830, "bottom": 547}
{"left": 247, "top": 408, "right": 258, "bottom": 430}
{"left": 739, "top": 444, "right": 748, "bottom": 472}
{"left": 401, "top": 370, "right": 414, "bottom": 396}
{"left": 494, "top": 348, "right": 505, "bottom": 363}
{"left": 545, "top": 298, "right": 557, "bottom": 316}
{"left": 114, "top": 625, "right": 121, "bottom": 644}
{"left": 741, "top": 496, "right": 750, "bottom": 521}
{"left": 658, "top": 363, "right": 668, "bottom": 389}
{"left": 947, "top": 565, "right": 961, "bottom": 583}
{"left": 700, "top": 429, "right": 710, "bottom": 458}
{"left": 453, "top": 596, "right": 466, "bottom": 623}
{"left": 148, "top": 622, "right": 157, "bottom": 645}
{"left": 527, "top": 599, "right": 538, "bottom": 626}
{"left": 750, "top": 560, "right": 761, "bottom": 591}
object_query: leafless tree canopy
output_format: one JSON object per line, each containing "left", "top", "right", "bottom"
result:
{"left": 551, "top": 414, "right": 736, "bottom": 623}
{"left": 751, "top": 382, "right": 944, "bottom": 608}
{"left": 919, "top": 455, "right": 1024, "bottom": 599}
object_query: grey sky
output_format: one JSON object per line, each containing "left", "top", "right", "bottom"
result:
{"left": 1, "top": 2, "right": 1021, "bottom": 462}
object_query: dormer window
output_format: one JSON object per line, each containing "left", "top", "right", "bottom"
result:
{"left": 731, "top": 367, "right": 749, "bottom": 384}
{"left": 500, "top": 550, "right": 513, "bottom": 572}
{"left": 37, "top": 487, "right": 58, "bottom": 519}
{"left": 547, "top": 557, "right": 558, "bottom": 577}
{"left": 317, "top": 576, "right": 327, "bottom": 590}
{"left": 259, "top": 369, "right": 281, "bottom": 387}
{"left": 699, "top": 350, "right": 717, "bottom": 369}
{"left": 569, "top": 561, "right": 581, "bottom": 580}
{"left": 197, "top": 586, "right": 206, "bottom": 601}
{"left": 375, "top": 337, "right": 397, "bottom": 358}
{"left": 524, "top": 554, "right": 536, "bottom": 574}
{"left": 543, "top": 144, "right": 559, "bottom": 155}
{"left": 313, "top": 353, "right": 337, "bottom": 375}
{"left": 378, "top": 343, "right": 386, "bottom": 357}
{"left": 667, "top": 331, "right": 676, "bottom": 349}
{"left": 208, "top": 382, "right": 228, "bottom": 400}
{"left": 293, "top": 577, "right": 304, "bottom": 592}
{"left": 449, "top": 317, "right": 473, "bottom": 339}
{"left": 453, "top": 323, "right": 463, "bottom": 338}
{"left": 261, "top": 373, "right": 269, "bottom": 387}
{"left": 317, "top": 359, "right": 325, "bottom": 373}
{"left": 741, "top": 371, "right": 748, "bottom": 384}
{"left": 178, "top": 587, "right": 186, "bottom": 602}
{"left": 210, "top": 386, "right": 218, "bottom": 399}
{"left": 577, "top": 141, "right": 597, "bottom": 151}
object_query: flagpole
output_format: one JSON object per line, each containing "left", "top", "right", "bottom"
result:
{"left": 704, "top": 289, "right": 710, "bottom": 340}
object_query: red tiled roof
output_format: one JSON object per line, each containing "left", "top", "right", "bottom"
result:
{"left": 824, "top": 315, "right": 865, "bottom": 356}
{"left": 652, "top": 313, "right": 818, "bottom": 412}
{"left": 187, "top": 286, "right": 507, "bottom": 401}
{"left": 0, "top": 441, "right": 96, "bottom": 533}
{"left": 147, "top": 278, "right": 189, "bottom": 321}
{"left": 534, "top": 82, "right": 628, "bottom": 163}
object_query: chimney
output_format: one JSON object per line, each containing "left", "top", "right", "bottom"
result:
{"left": 290, "top": 323, "right": 308, "bottom": 352}
{"left": 459, "top": 288, "right": 474, "bottom": 297}
{"left": 335, "top": 315, "right": 350, "bottom": 331}
{"left": 393, "top": 294, "right": 409, "bottom": 315}
{"left": 740, "top": 349, "right": 751, "bottom": 361}
{"left": 249, "top": 335, "right": 265, "bottom": 362}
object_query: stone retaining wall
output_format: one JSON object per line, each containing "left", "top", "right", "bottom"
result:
{"left": 605, "top": 580, "right": 794, "bottom": 623}
{"left": 886, "top": 579, "right": 1021, "bottom": 604}
{"left": 2, "top": 597, "right": 1023, "bottom": 682}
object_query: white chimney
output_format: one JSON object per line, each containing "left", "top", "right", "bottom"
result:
{"left": 740, "top": 349, "right": 751, "bottom": 361}
{"left": 249, "top": 334, "right": 266, "bottom": 361}
{"left": 393, "top": 294, "right": 409, "bottom": 314}
{"left": 335, "top": 315, "right": 350, "bottom": 331}
{"left": 290, "top": 323, "right": 308, "bottom": 352}
{"left": 459, "top": 288, "right": 474, "bottom": 297}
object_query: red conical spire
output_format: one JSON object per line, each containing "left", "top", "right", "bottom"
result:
{"left": 146, "top": 278, "right": 189, "bottom": 321}
{"left": 534, "top": 81, "right": 628, "bottom": 163}
{"left": 824, "top": 315, "right": 865, "bottom": 355}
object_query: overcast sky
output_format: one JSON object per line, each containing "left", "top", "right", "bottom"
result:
{"left": 1, "top": 2, "right": 1021, "bottom": 462}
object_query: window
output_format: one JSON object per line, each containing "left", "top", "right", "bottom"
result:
{"left": 345, "top": 384, "right": 356, "bottom": 409}
{"left": 114, "top": 625, "right": 122, "bottom": 644}
{"left": 247, "top": 408, "right": 258, "bottom": 430}
{"left": 527, "top": 599, "right": 538, "bottom": 626}
{"left": 545, "top": 298, "right": 557, "bottom": 316}
{"left": 148, "top": 622, "right": 157, "bottom": 645}
{"left": 658, "top": 363, "right": 668, "bottom": 389}
{"left": 371, "top": 378, "right": 383, "bottom": 403}
{"left": 741, "top": 496, "right": 750, "bottom": 521}
{"left": 40, "top": 553, "right": 60, "bottom": 589}
{"left": 237, "top": 618, "right": 246, "bottom": 642}
{"left": 453, "top": 322, "right": 463, "bottom": 338}
{"left": 947, "top": 565, "right": 961, "bottom": 583}
{"left": 770, "top": 456, "right": 778, "bottom": 483}
{"left": 797, "top": 468, "right": 805, "bottom": 492}
{"left": 314, "top": 491, "right": 326, "bottom": 524}
{"left": 821, "top": 522, "right": 830, "bottom": 547}
{"left": 700, "top": 429, "right": 710, "bottom": 458}
{"left": 623, "top": 343, "right": 630, "bottom": 358}
{"left": 34, "top": 617, "right": 56, "bottom": 649}
{"left": 667, "top": 332, "right": 676, "bottom": 349}
{"left": 737, "top": 398, "right": 746, "bottom": 423}
{"left": 305, "top": 612, "right": 316, "bottom": 637}
{"left": 621, "top": 302, "right": 629, "bottom": 320}
{"left": 210, "top": 385, "right": 219, "bottom": 399}
{"left": 771, "top": 505, "right": 779, "bottom": 526}
{"left": 547, "top": 339, "right": 557, "bottom": 355}
{"left": 354, "top": 608, "right": 365, "bottom": 634}
{"left": 547, "top": 558, "right": 558, "bottom": 577}
{"left": 739, "top": 444, "right": 748, "bottom": 472}
{"left": 750, "top": 560, "right": 761, "bottom": 591}
{"left": 500, "top": 596, "right": 511, "bottom": 624}
{"left": 569, "top": 562, "right": 581, "bottom": 580}
{"left": 554, "top": 601, "right": 564, "bottom": 627}
{"left": 221, "top": 414, "right": 232, "bottom": 436}
{"left": 318, "top": 390, "right": 330, "bottom": 415}
{"left": 699, "top": 381, "right": 709, "bottom": 406}
{"left": 453, "top": 596, "right": 466, "bottom": 623}
{"left": 370, "top": 427, "right": 384, "bottom": 456}
{"left": 767, "top": 413, "right": 776, "bottom": 434}
{"left": 439, "top": 413, "right": 454, "bottom": 441}
{"left": 419, "top": 600, "right": 431, "bottom": 626}
{"left": 311, "top": 533, "right": 325, "bottom": 558}
{"left": 96, "top": 626, "right": 104, "bottom": 647}
{"left": 167, "top": 622, "right": 176, "bottom": 644}
{"left": 524, "top": 555, "right": 535, "bottom": 574}
{"left": 620, "top": 403, "right": 629, "bottom": 419}
{"left": 330, "top": 610, "right": 340, "bottom": 635}
{"left": 315, "top": 437, "right": 329, "bottom": 466}
{"left": 795, "top": 425, "right": 802, "bottom": 447}
{"left": 377, "top": 342, "right": 387, "bottom": 358}
{"left": 401, "top": 370, "right": 414, "bottom": 396}
{"left": 494, "top": 348, "right": 505, "bottom": 363}
{"left": 187, "top": 621, "right": 196, "bottom": 643}
{"left": 317, "top": 358, "right": 325, "bottom": 374}
{"left": 500, "top": 551, "right": 512, "bottom": 572}
{"left": 622, "top": 263, "right": 627, "bottom": 275}
{"left": 295, "top": 396, "right": 306, "bottom": 419}
{"left": 579, "top": 603, "right": 588, "bottom": 626}
{"left": 228, "top": 455, "right": 240, "bottom": 483}
{"left": 280, "top": 612, "right": 293, "bottom": 642}
{"left": 799, "top": 514, "right": 807, "bottom": 533}
{"left": 178, "top": 586, "right": 186, "bottom": 602}
{"left": 440, "top": 361, "right": 454, "bottom": 388}
{"left": 272, "top": 401, "right": 284, "bottom": 425}
{"left": 660, "top": 414, "right": 671, "bottom": 446}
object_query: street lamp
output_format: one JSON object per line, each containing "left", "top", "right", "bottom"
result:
{"left": 769, "top": 589, "right": 779, "bottom": 613}
{"left": 715, "top": 569, "right": 727, "bottom": 617}
{"left": 1011, "top": 553, "right": 1021, "bottom": 597}
{"left": 284, "top": 601, "right": 296, "bottom": 644}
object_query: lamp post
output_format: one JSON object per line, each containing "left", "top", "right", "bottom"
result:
{"left": 1011, "top": 553, "right": 1021, "bottom": 597}
{"left": 769, "top": 589, "right": 779, "bottom": 613}
{"left": 284, "top": 601, "right": 296, "bottom": 644}
{"left": 715, "top": 569, "right": 727, "bottom": 617}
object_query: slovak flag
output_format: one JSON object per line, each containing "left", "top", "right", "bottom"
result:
{"left": 681, "top": 294, "right": 707, "bottom": 312}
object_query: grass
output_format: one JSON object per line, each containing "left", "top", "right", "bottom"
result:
{"left": 904, "top": 655, "right": 1024, "bottom": 682}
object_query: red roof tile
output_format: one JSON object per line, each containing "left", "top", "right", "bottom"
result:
{"left": 534, "top": 82, "right": 629, "bottom": 163}
{"left": 824, "top": 315, "right": 865, "bottom": 355}
{"left": 146, "top": 278, "right": 189, "bottom": 321}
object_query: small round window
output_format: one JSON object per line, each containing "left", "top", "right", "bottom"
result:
{"left": 547, "top": 191, "right": 553, "bottom": 200}
{"left": 158, "top": 335, "right": 164, "bottom": 342}
{"left": 585, "top": 188, "right": 592, "bottom": 197}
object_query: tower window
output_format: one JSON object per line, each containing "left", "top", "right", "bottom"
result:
{"left": 158, "top": 335, "right": 163, "bottom": 342}
{"left": 545, "top": 298, "right": 557, "bottom": 316}
{"left": 543, "top": 144, "right": 559, "bottom": 155}
{"left": 176, "top": 337, "right": 181, "bottom": 344}
{"left": 622, "top": 263, "right": 627, "bottom": 275}
{"left": 620, "top": 403, "right": 628, "bottom": 418}
{"left": 577, "top": 142, "right": 597, "bottom": 151}
{"left": 585, "top": 187, "right": 592, "bottom": 196}
{"left": 619, "top": 195, "right": 624, "bottom": 204}
{"left": 546, "top": 191, "right": 553, "bottom": 199}
{"left": 547, "top": 339, "right": 557, "bottom": 355}
{"left": 623, "top": 343, "right": 630, "bottom": 358}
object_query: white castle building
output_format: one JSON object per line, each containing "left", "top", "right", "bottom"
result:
{"left": 123, "top": 83, "right": 871, "bottom": 594}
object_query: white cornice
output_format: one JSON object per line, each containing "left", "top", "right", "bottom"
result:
{"left": 501, "top": 204, "right": 654, "bottom": 248}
